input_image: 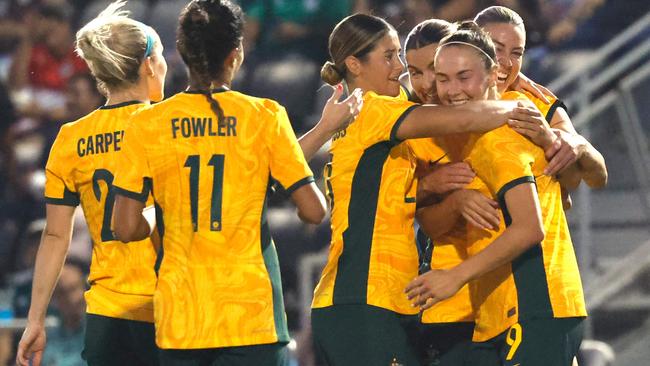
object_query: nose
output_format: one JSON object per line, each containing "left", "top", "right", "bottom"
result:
{"left": 447, "top": 79, "right": 462, "bottom": 98}
{"left": 498, "top": 54, "right": 512, "bottom": 69}
{"left": 422, "top": 70, "right": 435, "bottom": 91}
{"left": 395, "top": 55, "right": 406, "bottom": 73}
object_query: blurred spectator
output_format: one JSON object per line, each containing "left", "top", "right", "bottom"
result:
{"left": 243, "top": 0, "right": 355, "bottom": 61}
{"left": 7, "top": 1, "right": 88, "bottom": 123}
{"left": 39, "top": 72, "right": 104, "bottom": 167}
{"left": 11, "top": 219, "right": 45, "bottom": 320}
{"left": 403, "top": 0, "right": 478, "bottom": 31}
{"left": 41, "top": 259, "right": 88, "bottom": 366}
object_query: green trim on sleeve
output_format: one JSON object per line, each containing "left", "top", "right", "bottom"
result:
{"left": 389, "top": 105, "right": 420, "bottom": 144}
{"left": 44, "top": 186, "right": 80, "bottom": 206}
{"left": 113, "top": 178, "right": 152, "bottom": 203}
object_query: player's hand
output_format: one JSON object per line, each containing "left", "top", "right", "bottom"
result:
{"left": 418, "top": 162, "right": 475, "bottom": 195}
{"left": 508, "top": 103, "right": 556, "bottom": 150}
{"left": 509, "top": 72, "right": 556, "bottom": 104}
{"left": 452, "top": 189, "right": 500, "bottom": 230}
{"left": 543, "top": 129, "right": 586, "bottom": 176}
{"left": 405, "top": 269, "right": 465, "bottom": 310}
{"left": 319, "top": 84, "right": 363, "bottom": 135}
{"left": 16, "top": 322, "right": 46, "bottom": 366}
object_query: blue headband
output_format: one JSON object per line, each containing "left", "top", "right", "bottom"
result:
{"left": 140, "top": 25, "right": 154, "bottom": 58}
{"left": 144, "top": 31, "right": 154, "bottom": 58}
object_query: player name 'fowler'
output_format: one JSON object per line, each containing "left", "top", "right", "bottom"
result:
{"left": 77, "top": 130, "right": 124, "bottom": 157}
{"left": 171, "top": 116, "right": 238, "bottom": 139}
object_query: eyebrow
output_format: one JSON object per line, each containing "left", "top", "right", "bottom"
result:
{"left": 493, "top": 39, "right": 524, "bottom": 51}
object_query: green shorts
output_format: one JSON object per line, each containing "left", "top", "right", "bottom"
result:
{"left": 416, "top": 321, "right": 475, "bottom": 366}
{"left": 311, "top": 304, "right": 420, "bottom": 366}
{"left": 158, "top": 343, "right": 288, "bottom": 366}
{"left": 83, "top": 313, "right": 159, "bottom": 366}
{"left": 465, "top": 317, "right": 585, "bottom": 366}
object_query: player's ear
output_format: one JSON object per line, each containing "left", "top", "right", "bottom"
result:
{"left": 140, "top": 57, "right": 155, "bottom": 79}
{"left": 345, "top": 56, "right": 362, "bottom": 78}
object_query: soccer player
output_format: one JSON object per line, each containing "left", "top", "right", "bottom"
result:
{"left": 110, "top": 1, "right": 354, "bottom": 364}
{"left": 309, "top": 13, "right": 540, "bottom": 365}
{"left": 475, "top": 6, "right": 607, "bottom": 188}
{"left": 406, "top": 23, "right": 587, "bottom": 366}
{"left": 16, "top": 2, "right": 166, "bottom": 365}
{"left": 404, "top": 19, "right": 496, "bottom": 366}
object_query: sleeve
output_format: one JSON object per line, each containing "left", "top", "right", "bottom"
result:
{"left": 44, "top": 126, "right": 80, "bottom": 206}
{"left": 469, "top": 128, "right": 537, "bottom": 202}
{"left": 263, "top": 100, "right": 314, "bottom": 194}
{"left": 112, "top": 116, "right": 153, "bottom": 202}
{"left": 358, "top": 93, "right": 419, "bottom": 146}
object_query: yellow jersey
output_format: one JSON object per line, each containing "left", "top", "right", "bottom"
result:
{"left": 312, "top": 91, "right": 420, "bottom": 315}
{"left": 407, "top": 138, "right": 476, "bottom": 324}
{"left": 44, "top": 101, "right": 157, "bottom": 323}
{"left": 465, "top": 91, "right": 586, "bottom": 342}
{"left": 521, "top": 90, "right": 564, "bottom": 123}
{"left": 113, "top": 88, "right": 313, "bottom": 349}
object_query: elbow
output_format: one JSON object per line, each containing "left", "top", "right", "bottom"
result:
{"left": 299, "top": 204, "right": 326, "bottom": 225}
{"left": 526, "top": 225, "right": 545, "bottom": 249}
{"left": 112, "top": 221, "right": 136, "bottom": 243}
{"left": 586, "top": 170, "right": 608, "bottom": 189}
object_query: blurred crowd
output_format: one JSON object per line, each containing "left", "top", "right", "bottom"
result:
{"left": 0, "top": 0, "right": 647, "bottom": 365}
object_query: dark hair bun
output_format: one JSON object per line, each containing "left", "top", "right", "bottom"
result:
{"left": 321, "top": 61, "right": 343, "bottom": 86}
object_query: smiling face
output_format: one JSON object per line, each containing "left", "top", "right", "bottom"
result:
{"left": 406, "top": 42, "right": 439, "bottom": 103}
{"left": 481, "top": 22, "right": 525, "bottom": 93}
{"left": 434, "top": 45, "right": 496, "bottom": 105}
{"left": 354, "top": 31, "right": 405, "bottom": 97}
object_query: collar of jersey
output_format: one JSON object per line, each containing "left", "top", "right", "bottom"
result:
{"left": 183, "top": 87, "right": 229, "bottom": 94}
{"left": 99, "top": 100, "right": 144, "bottom": 110}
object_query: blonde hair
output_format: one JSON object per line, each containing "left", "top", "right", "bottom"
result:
{"left": 75, "top": 1, "right": 157, "bottom": 93}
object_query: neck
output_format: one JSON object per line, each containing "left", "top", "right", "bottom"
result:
{"left": 188, "top": 72, "right": 232, "bottom": 92}
{"left": 106, "top": 83, "right": 149, "bottom": 106}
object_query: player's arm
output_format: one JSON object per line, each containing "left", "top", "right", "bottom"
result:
{"left": 406, "top": 182, "right": 544, "bottom": 307}
{"left": 298, "top": 85, "right": 362, "bottom": 160}
{"left": 418, "top": 188, "right": 500, "bottom": 240}
{"left": 289, "top": 182, "right": 327, "bottom": 225}
{"left": 547, "top": 108, "right": 607, "bottom": 189}
{"left": 395, "top": 100, "right": 533, "bottom": 139}
{"left": 17, "top": 204, "right": 75, "bottom": 366}
{"left": 112, "top": 196, "right": 152, "bottom": 243}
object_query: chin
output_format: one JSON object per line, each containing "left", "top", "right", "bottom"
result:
{"left": 386, "top": 85, "right": 401, "bottom": 97}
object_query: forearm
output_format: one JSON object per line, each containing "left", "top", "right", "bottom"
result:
{"left": 298, "top": 122, "right": 334, "bottom": 161}
{"left": 27, "top": 232, "right": 71, "bottom": 324}
{"left": 417, "top": 194, "right": 460, "bottom": 240}
{"left": 577, "top": 143, "right": 607, "bottom": 188}
{"left": 399, "top": 100, "right": 513, "bottom": 139}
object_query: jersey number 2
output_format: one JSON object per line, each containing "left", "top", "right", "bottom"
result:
{"left": 184, "top": 154, "right": 225, "bottom": 232}
{"left": 92, "top": 169, "right": 116, "bottom": 242}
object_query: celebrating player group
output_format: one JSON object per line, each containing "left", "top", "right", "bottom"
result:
{"left": 16, "top": 0, "right": 607, "bottom": 365}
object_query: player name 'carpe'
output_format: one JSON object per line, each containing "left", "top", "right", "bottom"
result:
{"left": 171, "top": 116, "right": 238, "bottom": 139}
{"left": 77, "top": 130, "right": 124, "bottom": 157}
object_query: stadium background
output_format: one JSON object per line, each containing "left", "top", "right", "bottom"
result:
{"left": 0, "top": 0, "right": 648, "bottom": 364}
